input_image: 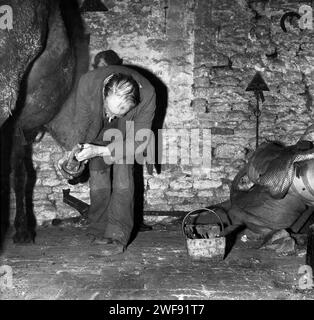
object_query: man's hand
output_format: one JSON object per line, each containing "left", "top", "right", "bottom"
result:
{"left": 76, "top": 143, "right": 111, "bottom": 161}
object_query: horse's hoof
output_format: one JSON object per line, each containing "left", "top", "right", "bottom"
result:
{"left": 13, "top": 230, "right": 35, "bottom": 244}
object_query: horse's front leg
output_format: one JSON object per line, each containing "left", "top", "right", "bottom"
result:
{"left": 12, "top": 140, "right": 36, "bottom": 243}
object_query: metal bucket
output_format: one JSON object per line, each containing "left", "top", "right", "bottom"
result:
{"left": 182, "top": 208, "right": 226, "bottom": 261}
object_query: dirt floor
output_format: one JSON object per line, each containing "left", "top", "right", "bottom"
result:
{"left": 0, "top": 217, "right": 314, "bottom": 300}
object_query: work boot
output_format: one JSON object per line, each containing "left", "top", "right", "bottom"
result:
{"left": 89, "top": 235, "right": 125, "bottom": 256}
{"left": 88, "top": 234, "right": 112, "bottom": 244}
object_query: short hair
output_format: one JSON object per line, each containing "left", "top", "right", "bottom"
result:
{"left": 93, "top": 50, "right": 122, "bottom": 68}
{"left": 103, "top": 73, "right": 140, "bottom": 111}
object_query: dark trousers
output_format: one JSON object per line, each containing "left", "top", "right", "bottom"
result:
{"left": 87, "top": 156, "right": 134, "bottom": 246}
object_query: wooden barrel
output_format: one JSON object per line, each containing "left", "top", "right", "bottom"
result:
{"left": 290, "top": 160, "right": 314, "bottom": 205}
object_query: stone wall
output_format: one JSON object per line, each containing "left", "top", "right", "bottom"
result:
{"left": 192, "top": 0, "right": 314, "bottom": 206}
{"left": 9, "top": 0, "right": 314, "bottom": 223}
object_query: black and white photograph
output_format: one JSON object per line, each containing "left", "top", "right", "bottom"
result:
{"left": 0, "top": 0, "right": 314, "bottom": 305}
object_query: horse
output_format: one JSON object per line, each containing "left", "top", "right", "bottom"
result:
{"left": 0, "top": 0, "right": 90, "bottom": 243}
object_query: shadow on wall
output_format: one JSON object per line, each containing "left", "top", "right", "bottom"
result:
{"left": 124, "top": 64, "right": 168, "bottom": 175}
{"left": 123, "top": 65, "right": 168, "bottom": 233}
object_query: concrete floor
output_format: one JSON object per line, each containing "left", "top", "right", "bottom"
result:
{"left": 0, "top": 218, "right": 313, "bottom": 300}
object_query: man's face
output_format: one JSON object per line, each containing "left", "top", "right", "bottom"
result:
{"left": 103, "top": 95, "right": 132, "bottom": 122}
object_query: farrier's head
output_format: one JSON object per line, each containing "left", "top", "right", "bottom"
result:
{"left": 102, "top": 73, "right": 140, "bottom": 122}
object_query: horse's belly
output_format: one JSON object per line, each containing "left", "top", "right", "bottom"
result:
{"left": 17, "top": 6, "right": 76, "bottom": 131}
{"left": 19, "top": 56, "right": 75, "bottom": 130}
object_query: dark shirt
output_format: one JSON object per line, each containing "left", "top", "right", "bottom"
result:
{"left": 75, "top": 65, "right": 156, "bottom": 163}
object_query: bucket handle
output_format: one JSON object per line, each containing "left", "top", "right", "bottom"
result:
{"left": 182, "top": 207, "right": 225, "bottom": 238}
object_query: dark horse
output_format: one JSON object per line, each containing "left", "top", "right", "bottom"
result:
{"left": 0, "top": 0, "right": 90, "bottom": 243}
